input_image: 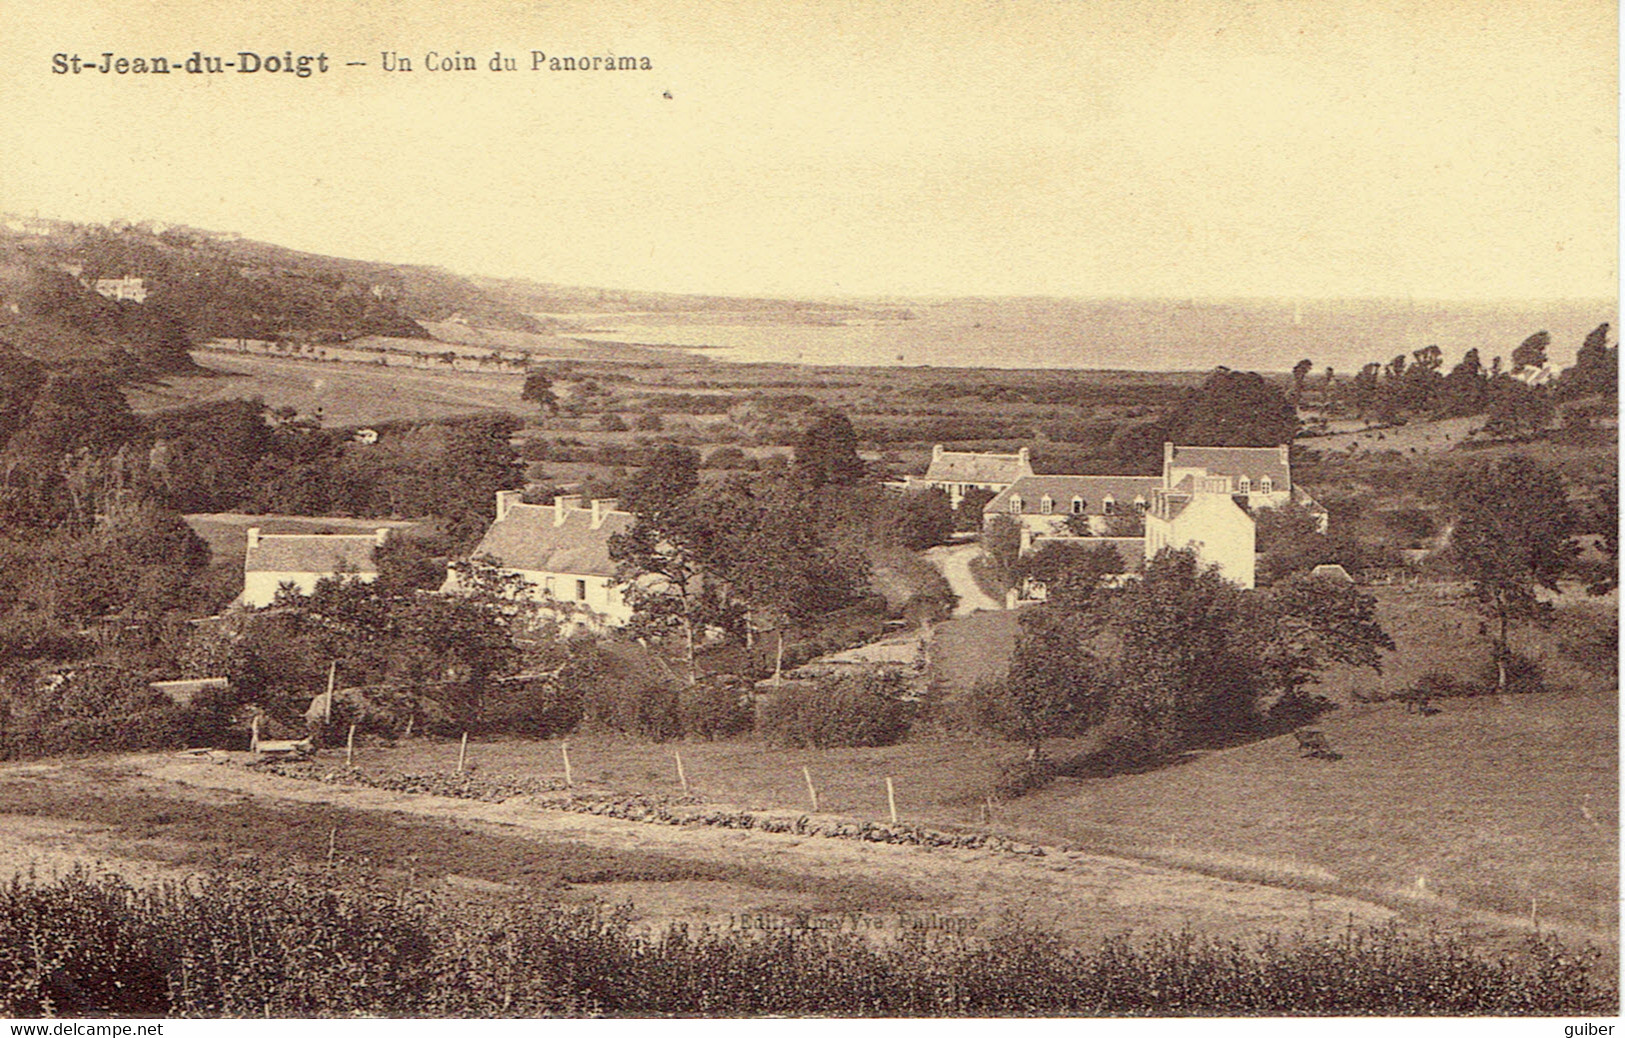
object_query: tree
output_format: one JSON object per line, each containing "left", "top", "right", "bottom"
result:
{"left": 441, "top": 416, "right": 521, "bottom": 546}
{"left": 1481, "top": 378, "right": 1554, "bottom": 441}
{"left": 997, "top": 606, "right": 1111, "bottom": 757}
{"left": 981, "top": 514, "right": 1024, "bottom": 590}
{"left": 954, "top": 486, "right": 997, "bottom": 531}
{"left": 1290, "top": 359, "right": 1314, "bottom": 407}
{"left": 1166, "top": 369, "right": 1298, "bottom": 447}
{"left": 1013, "top": 541, "right": 1123, "bottom": 611}
{"left": 1511, "top": 331, "right": 1550, "bottom": 372}
{"left": 890, "top": 488, "right": 955, "bottom": 550}
{"left": 1558, "top": 322, "right": 1617, "bottom": 400}
{"left": 622, "top": 444, "right": 700, "bottom": 518}
{"left": 1256, "top": 573, "right": 1394, "bottom": 713}
{"left": 520, "top": 370, "right": 558, "bottom": 414}
{"left": 793, "top": 410, "right": 866, "bottom": 488}
{"left": 1446, "top": 456, "right": 1577, "bottom": 692}
{"left": 1438, "top": 348, "right": 1488, "bottom": 417}
{"left": 609, "top": 453, "right": 710, "bottom": 681}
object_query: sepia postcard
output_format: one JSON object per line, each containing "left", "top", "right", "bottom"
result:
{"left": 0, "top": 0, "right": 1617, "bottom": 1027}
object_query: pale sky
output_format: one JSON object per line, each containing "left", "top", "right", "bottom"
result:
{"left": 1, "top": 0, "right": 1616, "bottom": 300}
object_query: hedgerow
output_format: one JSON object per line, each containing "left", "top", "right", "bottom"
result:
{"left": 0, "top": 868, "right": 1613, "bottom": 1017}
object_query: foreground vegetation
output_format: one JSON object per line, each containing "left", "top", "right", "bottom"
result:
{"left": 0, "top": 868, "right": 1613, "bottom": 1017}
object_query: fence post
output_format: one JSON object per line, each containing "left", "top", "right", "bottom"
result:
{"left": 886, "top": 776, "right": 898, "bottom": 825}
{"left": 675, "top": 749, "right": 689, "bottom": 793}
{"left": 457, "top": 732, "right": 468, "bottom": 774}
{"left": 561, "top": 740, "right": 574, "bottom": 788}
{"left": 345, "top": 723, "right": 356, "bottom": 767}
{"left": 803, "top": 766, "right": 819, "bottom": 812}
{"left": 250, "top": 714, "right": 261, "bottom": 756}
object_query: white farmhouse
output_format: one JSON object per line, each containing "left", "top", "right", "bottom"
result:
{"left": 904, "top": 445, "right": 1035, "bottom": 508}
{"left": 448, "top": 492, "right": 635, "bottom": 630}
{"left": 240, "top": 528, "right": 388, "bottom": 607}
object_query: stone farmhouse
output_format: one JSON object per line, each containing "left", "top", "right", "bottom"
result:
{"left": 965, "top": 442, "right": 1324, "bottom": 592}
{"left": 239, "top": 527, "right": 389, "bottom": 607}
{"left": 446, "top": 491, "right": 635, "bottom": 630}
{"left": 904, "top": 445, "right": 1034, "bottom": 508}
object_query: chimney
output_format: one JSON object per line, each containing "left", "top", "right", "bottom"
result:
{"left": 554, "top": 494, "right": 583, "bottom": 526}
{"left": 591, "top": 498, "right": 620, "bottom": 529}
{"left": 932, "top": 444, "right": 943, "bottom": 461}
{"left": 1164, "top": 442, "right": 1175, "bottom": 471}
{"left": 375, "top": 528, "right": 389, "bottom": 547}
{"left": 246, "top": 527, "right": 260, "bottom": 549}
{"left": 1280, "top": 443, "right": 1290, "bottom": 467}
{"left": 495, "top": 489, "right": 523, "bottom": 522}
{"left": 1019, "top": 525, "right": 1032, "bottom": 554}
{"left": 1017, "top": 446, "right": 1030, "bottom": 468}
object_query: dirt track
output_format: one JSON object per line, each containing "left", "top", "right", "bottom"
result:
{"left": 0, "top": 753, "right": 1397, "bottom": 946}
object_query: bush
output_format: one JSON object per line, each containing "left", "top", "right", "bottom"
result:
{"left": 580, "top": 679, "right": 682, "bottom": 741}
{"left": 0, "top": 869, "right": 1613, "bottom": 1017}
{"left": 634, "top": 412, "right": 664, "bottom": 432}
{"left": 757, "top": 670, "right": 913, "bottom": 749}
{"left": 992, "top": 754, "right": 1057, "bottom": 798}
{"left": 599, "top": 413, "right": 629, "bottom": 432}
{"left": 678, "top": 676, "right": 754, "bottom": 740}
{"left": 1477, "top": 650, "right": 1547, "bottom": 697}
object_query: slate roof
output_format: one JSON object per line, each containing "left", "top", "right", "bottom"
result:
{"left": 1166, "top": 445, "right": 1290, "bottom": 490}
{"left": 469, "top": 502, "right": 634, "bottom": 578}
{"left": 245, "top": 534, "right": 381, "bottom": 575}
{"left": 921, "top": 449, "right": 1032, "bottom": 485}
{"left": 985, "top": 475, "right": 1162, "bottom": 515}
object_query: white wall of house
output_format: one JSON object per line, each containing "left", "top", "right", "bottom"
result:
{"left": 241, "top": 570, "right": 378, "bottom": 608}
{"left": 1145, "top": 493, "right": 1256, "bottom": 589}
{"left": 505, "top": 568, "right": 632, "bottom": 628}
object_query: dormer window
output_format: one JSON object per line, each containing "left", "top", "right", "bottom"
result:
{"left": 1010, "top": 494, "right": 1023, "bottom": 514}
{"left": 1102, "top": 495, "right": 1116, "bottom": 515}
{"left": 1071, "top": 496, "right": 1085, "bottom": 515}
{"left": 1040, "top": 495, "right": 1053, "bottom": 515}
{"left": 1260, "top": 476, "right": 1273, "bottom": 494}
{"left": 1133, "top": 496, "right": 1147, "bottom": 513}
{"left": 1238, "top": 477, "right": 1251, "bottom": 494}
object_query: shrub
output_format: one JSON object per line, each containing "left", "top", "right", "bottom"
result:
{"left": 634, "top": 412, "right": 664, "bottom": 431}
{"left": 1477, "top": 650, "right": 1547, "bottom": 697}
{"left": 757, "top": 670, "right": 913, "bottom": 749}
{"left": 678, "top": 676, "right": 754, "bottom": 740}
{"left": 0, "top": 868, "right": 1613, "bottom": 1017}
{"left": 599, "top": 413, "right": 629, "bottom": 432}
{"left": 992, "top": 754, "right": 1057, "bottom": 798}
{"left": 580, "top": 679, "right": 682, "bottom": 741}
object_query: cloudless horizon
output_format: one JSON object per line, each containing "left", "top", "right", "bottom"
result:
{"left": 3, "top": 0, "right": 1616, "bottom": 304}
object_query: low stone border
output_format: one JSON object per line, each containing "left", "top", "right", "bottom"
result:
{"left": 247, "top": 759, "right": 1045, "bottom": 856}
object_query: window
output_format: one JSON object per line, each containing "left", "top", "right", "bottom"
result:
{"left": 1133, "top": 496, "right": 1147, "bottom": 513}
{"left": 1260, "top": 477, "right": 1273, "bottom": 494}
{"left": 1071, "top": 496, "right": 1084, "bottom": 515}
{"left": 575, "top": 579, "right": 587, "bottom": 601}
{"left": 1009, "top": 494, "right": 1022, "bottom": 513}
{"left": 543, "top": 576, "right": 555, "bottom": 597}
{"left": 1040, "top": 495, "right": 1053, "bottom": 514}
{"left": 1102, "top": 495, "right": 1115, "bottom": 515}
{"left": 1238, "top": 477, "right": 1251, "bottom": 494}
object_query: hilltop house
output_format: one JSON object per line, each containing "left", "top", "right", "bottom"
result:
{"left": 904, "top": 445, "right": 1034, "bottom": 508}
{"left": 91, "top": 276, "right": 148, "bottom": 303}
{"left": 446, "top": 491, "right": 635, "bottom": 630}
{"left": 239, "top": 527, "right": 389, "bottom": 607}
